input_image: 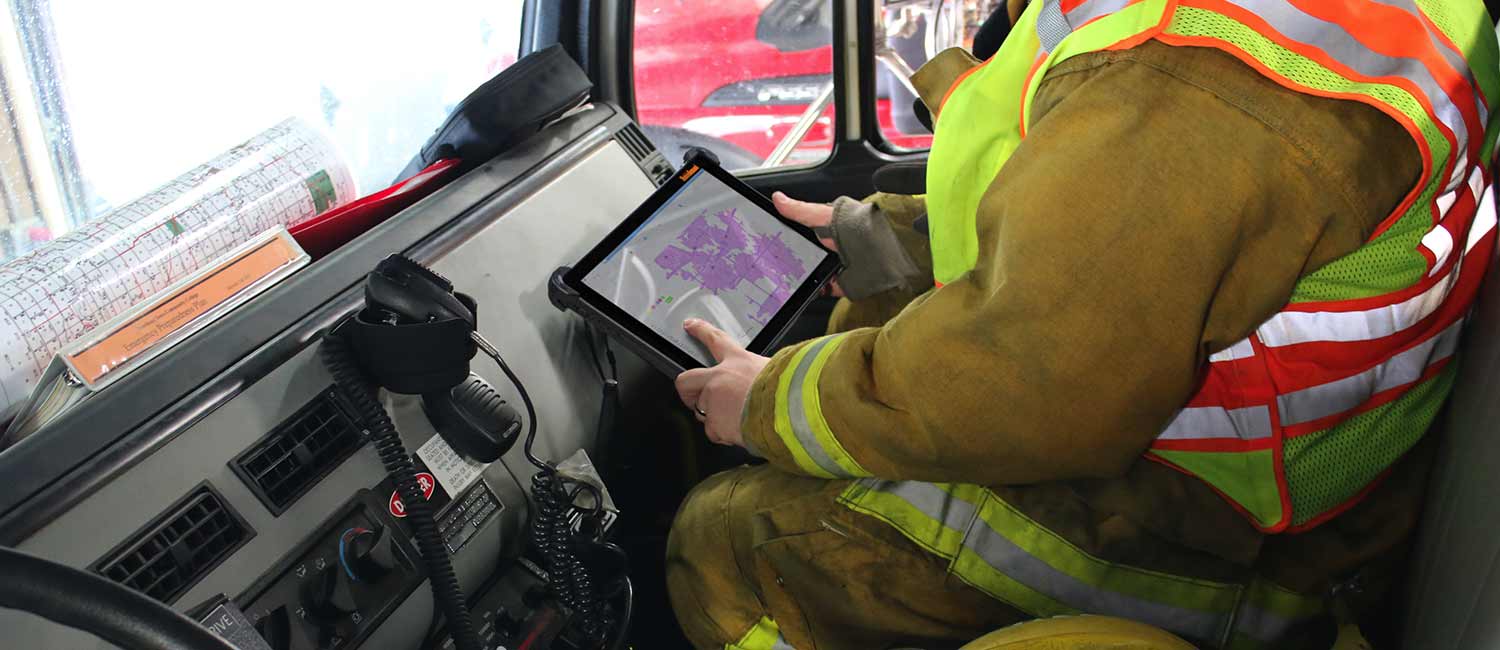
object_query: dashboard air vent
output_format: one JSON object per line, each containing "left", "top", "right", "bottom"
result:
{"left": 92, "top": 483, "right": 252, "bottom": 604}
{"left": 231, "top": 388, "right": 364, "bottom": 515}
{"left": 615, "top": 123, "right": 657, "bottom": 163}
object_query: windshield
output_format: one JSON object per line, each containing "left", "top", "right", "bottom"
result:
{"left": 0, "top": 0, "right": 523, "bottom": 420}
{"left": 2, "top": 0, "right": 521, "bottom": 261}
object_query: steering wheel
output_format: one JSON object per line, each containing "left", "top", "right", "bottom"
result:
{"left": 0, "top": 545, "right": 237, "bottom": 650}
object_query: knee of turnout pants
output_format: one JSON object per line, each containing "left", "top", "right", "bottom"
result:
{"left": 666, "top": 465, "right": 1025, "bottom": 650}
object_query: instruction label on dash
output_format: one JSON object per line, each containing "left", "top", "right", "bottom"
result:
{"left": 417, "top": 433, "right": 489, "bottom": 497}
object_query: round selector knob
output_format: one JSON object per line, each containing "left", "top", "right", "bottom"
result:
{"left": 300, "top": 567, "right": 356, "bottom": 649}
{"left": 300, "top": 567, "right": 356, "bottom": 624}
{"left": 339, "top": 525, "right": 393, "bottom": 583}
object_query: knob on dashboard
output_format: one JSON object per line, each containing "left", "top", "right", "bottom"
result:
{"left": 339, "top": 525, "right": 394, "bottom": 582}
{"left": 253, "top": 606, "right": 292, "bottom": 650}
{"left": 300, "top": 567, "right": 356, "bottom": 623}
{"left": 300, "top": 568, "right": 357, "bottom": 648}
{"left": 493, "top": 605, "right": 522, "bottom": 640}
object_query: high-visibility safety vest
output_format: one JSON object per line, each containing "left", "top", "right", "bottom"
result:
{"left": 760, "top": 0, "right": 1500, "bottom": 647}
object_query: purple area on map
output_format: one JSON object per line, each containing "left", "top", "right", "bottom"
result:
{"left": 655, "top": 246, "right": 695, "bottom": 279}
{"left": 678, "top": 215, "right": 717, "bottom": 250}
{"left": 651, "top": 208, "right": 808, "bottom": 324}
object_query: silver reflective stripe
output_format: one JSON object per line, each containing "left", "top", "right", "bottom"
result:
{"left": 1452, "top": 147, "right": 1472, "bottom": 188}
{"left": 1208, "top": 337, "right": 1256, "bottom": 363}
{"left": 1471, "top": 180, "right": 1498, "bottom": 251}
{"left": 1233, "top": 604, "right": 1300, "bottom": 645}
{"left": 1158, "top": 405, "right": 1273, "bottom": 441}
{"left": 960, "top": 515, "right": 1227, "bottom": 641}
{"left": 785, "top": 336, "right": 849, "bottom": 477}
{"left": 1364, "top": 0, "right": 1488, "bottom": 130}
{"left": 1277, "top": 319, "right": 1464, "bottom": 425}
{"left": 1036, "top": 0, "right": 1072, "bottom": 52}
{"left": 856, "top": 479, "right": 980, "bottom": 538}
{"left": 1037, "top": 0, "right": 1136, "bottom": 53}
{"left": 1257, "top": 166, "right": 1485, "bottom": 348}
{"left": 1067, "top": 0, "right": 1134, "bottom": 28}
{"left": 772, "top": 633, "right": 795, "bottom": 650}
{"left": 1257, "top": 262, "right": 1460, "bottom": 347}
{"left": 1422, "top": 199, "right": 1458, "bottom": 276}
{"left": 1229, "top": 0, "right": 1471, "bottom": 190}
{"left": 1257, "top": 238, "right": 1466, "bottom": 348}
{"left": 1468, "top": 156, "right": 1487, "bottom": 205}
{"left": 863, "top": 482, "right": 1239, "bottom": 643}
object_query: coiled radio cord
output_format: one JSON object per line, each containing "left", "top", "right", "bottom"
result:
{"left": 472, "top": 335, "right": 614, "bottom": 646}
{"left": 321, "top": 335, "right": 482, "bottom": 650}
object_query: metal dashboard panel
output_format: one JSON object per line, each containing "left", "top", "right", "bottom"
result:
{"left": 0, "top": 113, "right": 658, "bottom": 648}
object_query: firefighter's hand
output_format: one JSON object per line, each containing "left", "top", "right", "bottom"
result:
{"left": 674, "top": 319, "right": 769, "bottom": 448}
{"left": 772, "top": 191, "right": 844, "bottom": 297}
{"left": 772, "top": 191, "right": 836, "bottom": 250}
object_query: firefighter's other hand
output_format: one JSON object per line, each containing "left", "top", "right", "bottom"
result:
{"left": 772, "top": 191, "right": 845, "bottom": 297}
{"left": 772, "top": 191, "right": 837, "bottom": 250}
{"left": 674, "top": 319, "right": 769, "bottom": 448}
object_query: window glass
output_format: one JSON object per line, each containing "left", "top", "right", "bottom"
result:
{"left": 633, "top": 0, "right": 835, "bottom": 172}
{"left": 875, "top": 0, "right": 1003, "bottom": 150}
{"left": 0, "top": 0, "right": 523, "bottom": 264}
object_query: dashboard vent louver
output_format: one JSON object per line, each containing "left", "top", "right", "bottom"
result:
{"left": 92, "top": 483, "right": 252, "bottom": 604}
{"left": 231, "top": 388, "right": 365, "bottom": 515}
{"left": 616, "top": 123, "right": 657, "bottom": 163}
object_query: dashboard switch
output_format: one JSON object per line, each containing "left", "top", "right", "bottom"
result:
{"left": 493, "top": 606, "right": 521, "bottom": 640}
{"left": 252, "top": 607, "right": 292, "bottom": 650}
{"left": 301, "top": 567, "right": 355, "bottom": 624}
{"left": 339, "top": 525, "right": 394, "bottom": 582}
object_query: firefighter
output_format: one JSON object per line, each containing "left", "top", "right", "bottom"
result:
{"left": 669, "top": 1, "right": 1500, "bottom": 649}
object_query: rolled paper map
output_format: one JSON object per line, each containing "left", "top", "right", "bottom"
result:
{"left": 0, "top": 118, "right": 356, "bottom": 418}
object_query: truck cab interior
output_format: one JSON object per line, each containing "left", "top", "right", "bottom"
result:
{"left": 0, "top": 2, "right": 1498, "bottom": 649}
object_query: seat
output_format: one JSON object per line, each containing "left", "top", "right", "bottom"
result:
{"left": 1401, "top": 221, "right": 1500, "bottom": 645}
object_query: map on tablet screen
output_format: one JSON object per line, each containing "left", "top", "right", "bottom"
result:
{"left": 581, "top": 169, "right": 829, "bottom": 365}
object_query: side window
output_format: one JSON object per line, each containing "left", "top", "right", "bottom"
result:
{"left": 633, "top": 0, "right": 836, "bottom": 171}
{"left": 875, "top": 1, "right": 1004, "bottom": 151}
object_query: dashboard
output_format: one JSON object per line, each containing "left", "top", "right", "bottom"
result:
{"left": 0, "top": 104, "right": 670, "bottom": 649}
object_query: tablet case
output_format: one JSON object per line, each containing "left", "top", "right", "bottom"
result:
{"left": 548, "top": 150, "right": 840, "bottom": 377}
{"left": 548, "top": 267, "right": 687, "bottom": 377}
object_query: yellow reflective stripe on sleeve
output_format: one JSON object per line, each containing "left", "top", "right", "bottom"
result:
{"left": 797, "top": 334, "right": 867, "bottom": 477}
{"left": 728, "top": 616, "right": 794, "bottom": 650}
{"left": 772, "top": 334, "right": 868, "bottom": 479}
{"left": 772, "top": 342, "right": 830, "bottom": 477}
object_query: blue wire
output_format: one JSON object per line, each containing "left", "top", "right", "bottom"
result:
{"left": 339, "top": 527, "right": 368, "bottom": 582}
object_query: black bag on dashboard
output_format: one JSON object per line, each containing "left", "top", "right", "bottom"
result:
{"left": 394, "top": 44, "right": 592, "bottom": 183}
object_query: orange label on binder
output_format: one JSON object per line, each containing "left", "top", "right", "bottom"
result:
{"left": 65, "top": 236, "right": 299, "bottom": 384}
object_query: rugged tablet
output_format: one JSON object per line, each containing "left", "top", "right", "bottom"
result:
{"left": 551, "top": 152, "right": 841, "bottom": 376}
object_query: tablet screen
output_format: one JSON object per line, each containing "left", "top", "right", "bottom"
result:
{"left": 581, "top": 167, "right": 831, "bottom": 365}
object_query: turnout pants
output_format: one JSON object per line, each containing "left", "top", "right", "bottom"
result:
{"left": 666, "top": 465, "right": 1029, "bottom": 650}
